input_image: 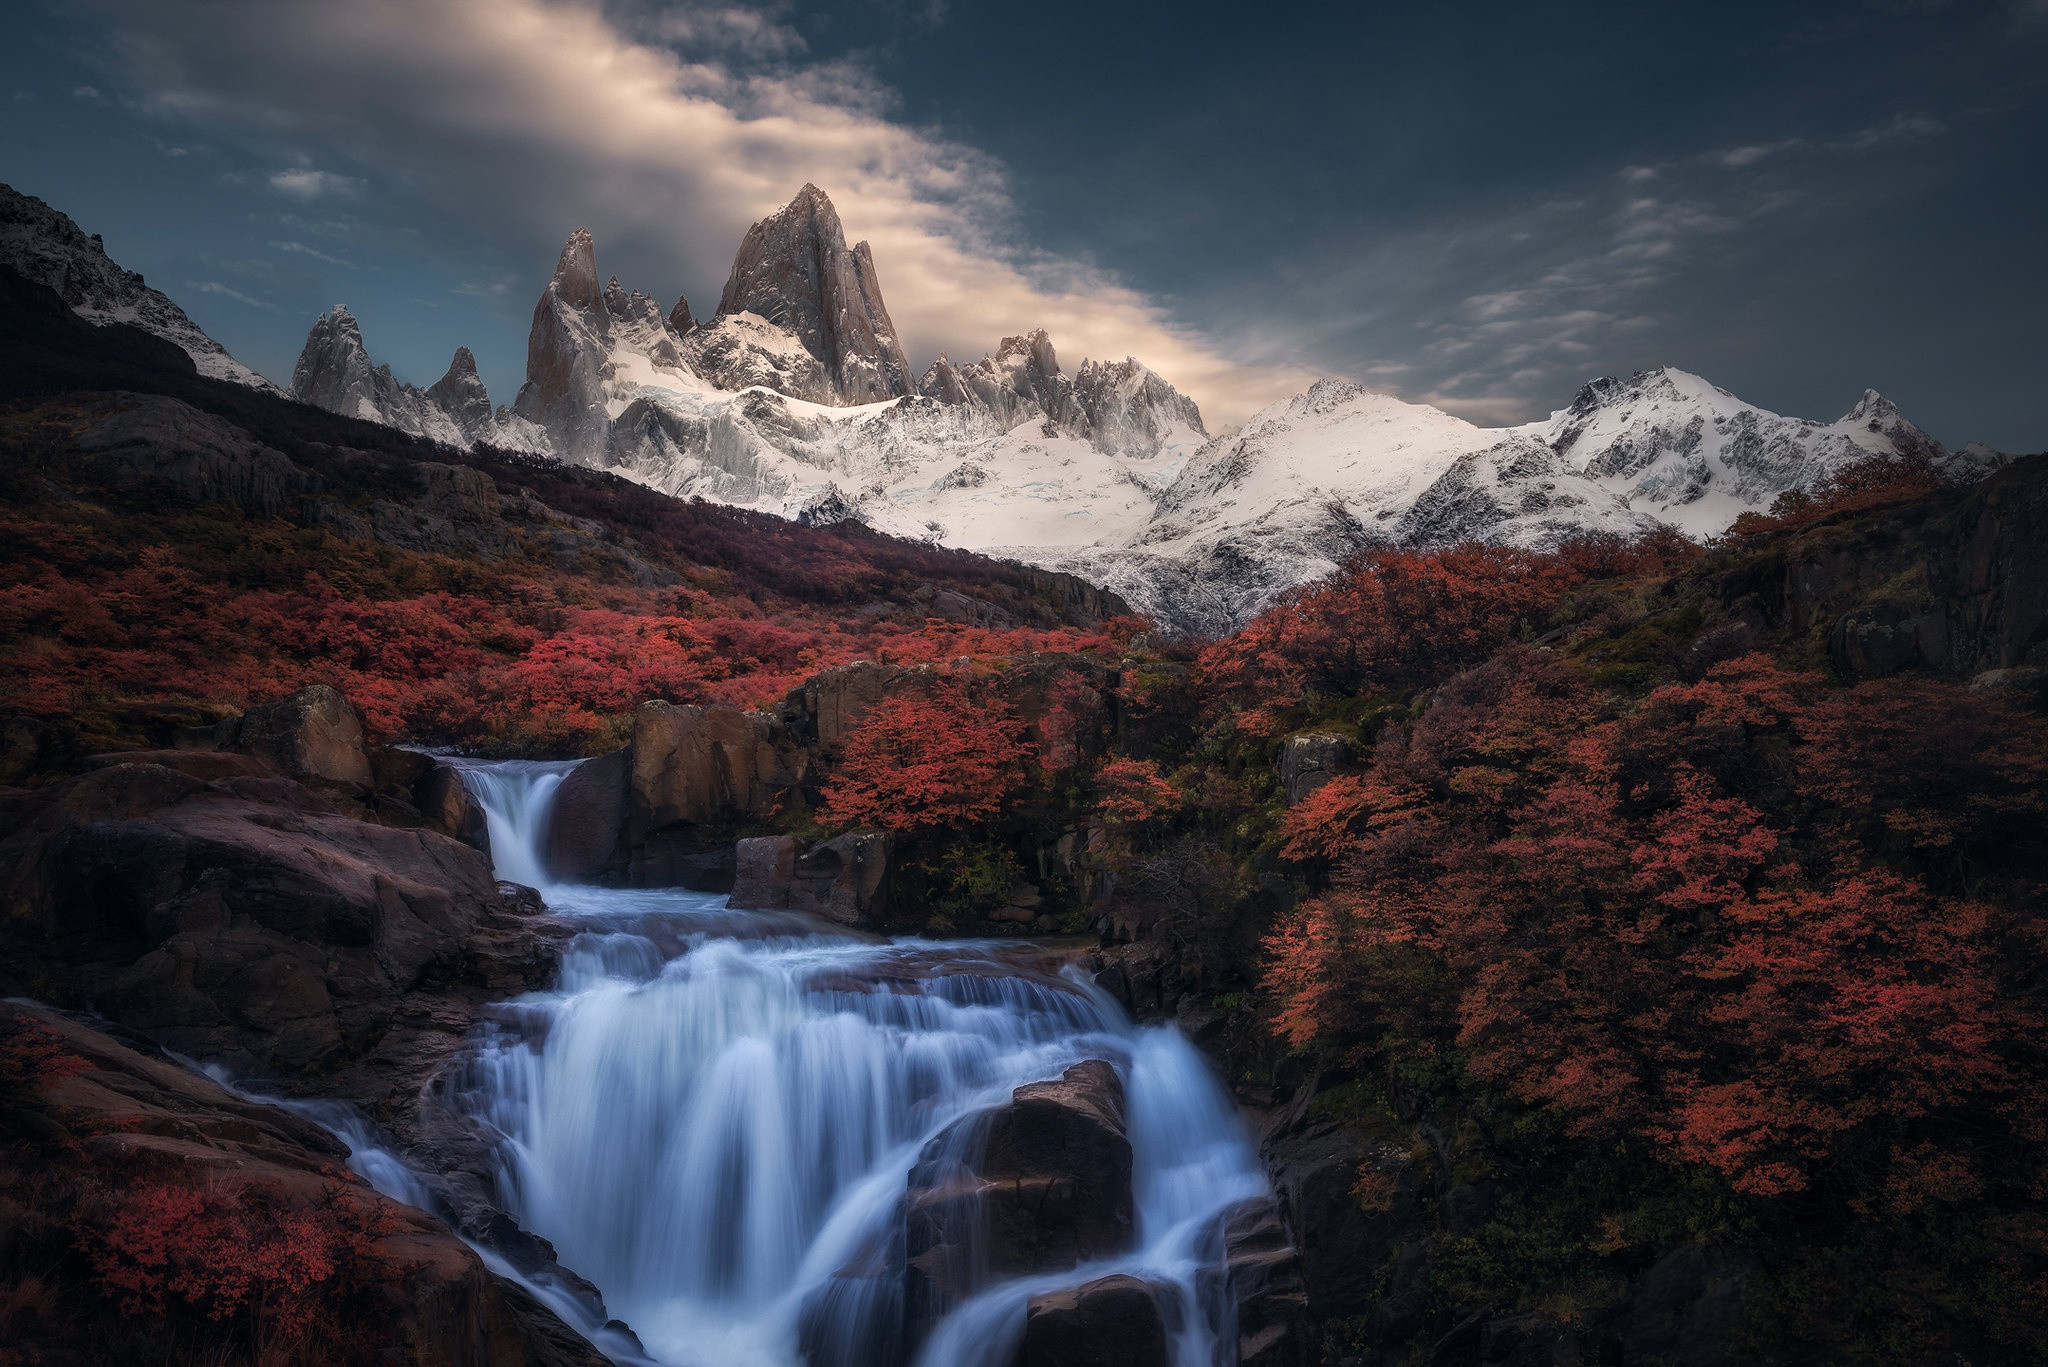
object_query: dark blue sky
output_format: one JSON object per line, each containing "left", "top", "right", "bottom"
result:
{"left": 3, "top": 0, "right": 2043, "bottom": 445}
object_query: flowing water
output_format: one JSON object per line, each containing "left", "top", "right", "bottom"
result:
{"left": 443, "top": 759, "right": 1271, "bottom": 1367}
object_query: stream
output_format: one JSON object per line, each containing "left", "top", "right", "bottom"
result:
{"left": 413, "top": 759, "right": 1273, "bottom": 1367}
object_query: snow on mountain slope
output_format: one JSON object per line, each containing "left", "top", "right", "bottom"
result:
{"left": 996, "top": 379, "right": 1659, "bottom": 632}
{"left": 0, "top": 182, "right": 274, "bottom": 390}
{"left": 1519, "top": 367, "right": 1953, "bottom": 537}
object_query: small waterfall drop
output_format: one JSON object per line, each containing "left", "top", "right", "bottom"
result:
{"left": 448, "top": 757, "right": 581, "bottom": 888}
{"left": 446, "top": 760, "right": 1272, "bottom": 1367}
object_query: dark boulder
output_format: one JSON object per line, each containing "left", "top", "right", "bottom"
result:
{"left": 0, "top": 757, "right": 556, "bottom": 1075}
{"left": 1012, "top": 1274, "right": 1172, "bottom": 1367}
{"left": 546, "top": 748, "right": 627, "bottom": 879}
{"left": 905, "top": 1060, "right": 1134, "bottom": 1345}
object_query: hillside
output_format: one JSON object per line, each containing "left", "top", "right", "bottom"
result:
{"left": 0, "top": 263, "right": 1132, "bottom": 768}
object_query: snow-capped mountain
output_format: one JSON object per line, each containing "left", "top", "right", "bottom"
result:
{"left": 289, "top": 305, "right": 548, "bottom": 451}
{"left": 998, "top": 379, "right": 1662, "bottom": 632}
{"left": 1517, "top": 367, "right": 1953, "bottom": 537}
{"left": 272, "top": 181, "right": 2002, "bottom": 638}
{"left": 0, "top": 182, "right": 273, "bottom": 390}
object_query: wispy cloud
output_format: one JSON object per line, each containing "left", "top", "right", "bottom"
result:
{"left": 86, "top": 0, "right": 1311, "bottom": 423}
{"left": 270, "top": 238, "right": 351, "bottom": 266}
{"left": 187, "top": 279, "right": 277, "bottom": 310}
{"left": 71, "top": 85, "right": 102, "bottom": 100}
{"left": 267, "top": 168, "right": 358, "bottom": 202}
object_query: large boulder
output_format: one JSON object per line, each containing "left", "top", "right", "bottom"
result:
{"left": 546, "top": 748, "right": 627, "bottom": 879}
{"left": 630, "top": 702, "right": 800, "bottom": 828}
{"left": 905, "top": 1060, "right": 1133, "bottom": 1342}
{"left": 619, "top": 702, "right": 807, "bottom": 887}
{"left": 1, "top": 1000, "right": 610, "bottom": 1367}
{"left": 730, "top": 832, "right": 891, "bottom": 926}
{"left": 0, "top": 756, "right": 555, "bottom": 1075}
{"left": 1012, "top": 1274, "right": 1172, "bottom": 1367}
{"left": 780, "top": 661, "right": 915, "bottom": 748}
{"left": 217, "top": 684, "right": 374, "bottom": 797}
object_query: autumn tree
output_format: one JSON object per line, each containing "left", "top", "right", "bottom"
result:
{"left": 819, "top": 681, "right": 1032, "bottom": 833}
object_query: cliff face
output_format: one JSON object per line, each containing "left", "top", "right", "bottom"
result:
{"left": 702, "top": 183, "right": 912, "bottom": 406}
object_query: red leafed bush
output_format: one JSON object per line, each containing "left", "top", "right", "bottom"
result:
{"left": 0, "top": 1013, "right": 87, "bottom": 1103}
{"left": 1261, "top": 644, "right": 2043, "bottom": 1198}
{"left": 76, "top": 1177, "right": 394, "bottom": 1353}
{"left": 820, "top": 682, "right": 1032, "bottom": 833}
{"left": 1092, "top": 756, "right": 1177, "bottom": 825}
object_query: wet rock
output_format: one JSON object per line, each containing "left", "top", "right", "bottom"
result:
{"left": 416, "top": 758, "right": 489, "bottom": 849}
{"left": 1199, "top": 1197, "right": 1310, "bottom": 1367}
{"left": 1279, "top": 732, "right": 1349, "bottom": 804}
{"left": 730, "top": 834, "right": 798, "bottom": 910}
{"left": 1013, "top": 1273, "right": 1172, "bottom": 1367}
{"left": 546, "top": 748, "right": 627, "bottom": 879}
{"left": 2, "top": 1000, "right": 607, "bottom": 1367}
{"left": 729, "top": 831, "right": 890, "bottom": 925}
{"left": 905, "top": 1061, "right": 1134, "bottom": 1343}
{"left": 0, "top": 757, "right": 556, "bottom": 1075}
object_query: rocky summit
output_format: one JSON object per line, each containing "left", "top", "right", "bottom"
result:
{"left": 695, "top": 181, "right": 913, "bottom": 405}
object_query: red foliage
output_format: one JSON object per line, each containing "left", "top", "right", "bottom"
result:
{"left": 76, "top": 1177, "right": 395, "bottom": 1350}
{"left": 819, "top": 682, "right": 1033, "bottom": 833}
{"left": 1262, "top": 643, "right": 2041, "bottom": 1198}
{"left": 1199, "top": 534, "right": 1695, "bottom": 731}
{"left": 0, "top": 1014, "right": 87, "bottom": 1101}
{"left": 1092, "top": 757, "right": 1177, "bottom": 825}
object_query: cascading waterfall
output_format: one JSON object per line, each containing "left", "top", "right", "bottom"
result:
{"left": 451, "top": 760, "right": 1271, "bottom": 1367}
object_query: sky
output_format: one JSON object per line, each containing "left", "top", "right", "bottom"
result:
{"left": 0, "top": 0, "right": 2043, "bottom": 447}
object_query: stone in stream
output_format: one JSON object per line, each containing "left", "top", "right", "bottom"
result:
{"left": 1011, "top": 1273, "right": 1174, "bottom": 1367}
{"left": 729, "top": 830, "right": 890, "bottom": 926}
{"left": 545, "top": 746, "right": 628, "bottom": 879}
{"left": 903, "top": 1059, "right": 1134, "bottom": 1347}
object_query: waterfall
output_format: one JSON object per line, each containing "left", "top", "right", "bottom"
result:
{"left": 444, "top": 760, "right": 1272, "bottom": 1367}
{"left": 448, "top": 757, "right": 582, "bottom": 888}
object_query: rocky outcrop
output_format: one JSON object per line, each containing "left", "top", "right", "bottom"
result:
{"left": 698, "top": 184, "right": 912, "bottom": 406}
{"left": 1, "top": 1000, "right": 607, "bottom": 1366}
{"left": 916, "top": 328, "right": 1206, "bottom": 458}
{"left": 291, "top": 305, "right": 469, "bottom": 447}
{"left": 728, "top": 830, "right": 890, "bottom": 926}
{"left": 1012, "top": 1274, "right": 1172, "bottom": 1367}
{"left": 71, "top": 393, "right": 314, "bottom": 516}
{"left": 292, "top": 307, "right": 546, "bottom": 454}
{"left": 905, "top": 1060, "right": 1134, "bottom": 1341}
{"left": 1717, "top": 453, "right": 2048, "bottom": 681}
{"left": 1279, "top": 732, "right": 1348, "bottom": 804}
{"left": 0, "top": 181, "right": 273, "bottom": 389}
{"left": 545, "top": 748, "right": 628, "bottom": 880}
{"left": 0, "top": 753, "right": 557, "bottom": 1075}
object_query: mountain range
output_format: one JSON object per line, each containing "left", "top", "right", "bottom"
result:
{"left": 0, "top": 180, "right": 2011, "bottom": 635}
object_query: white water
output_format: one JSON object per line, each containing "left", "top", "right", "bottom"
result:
{"left": 452, "top": 761, "right": 1270, "bottom": 1367}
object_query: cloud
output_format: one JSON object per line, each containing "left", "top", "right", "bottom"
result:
{"left": 1838, "top": 113, "right": 1945, "bottom": 150}
{"left": 187, "top": 279, "right": 277, "bottom": 310}
{"left": 72, "top": 85, "right": 102, "bottom": 100}
{"left": 271, "top": 239, "right": 351, "bottom": 266}
{"left": 85, "top": 0, "right": 1311, "bottom": 423}
{"left": 267, "top": 168, "right": 358, "bottom": 201}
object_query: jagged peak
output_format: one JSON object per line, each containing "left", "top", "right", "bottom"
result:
{"left": 668, "top": 295, "right": 697, "bottom": 334}
{"left": 444, "top": 345, "right": 477, "bottom": 376}
{"left": 550, "top": 228, "right": 602, "bottom": 313}
{"left": 1840, "top": 388, "right": 1900, "bottom": 424}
